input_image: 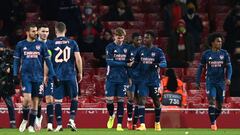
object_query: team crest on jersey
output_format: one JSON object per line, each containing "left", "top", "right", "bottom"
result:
{"left": 151, "top": 52, "right": 156, "bottom": 57}
{"left": 220, "top": 55, "right": 224, "bottom": 60}
{"left": 123, "top": 48, "right": 127, "bottom": 53}
{"left": 36, "top": 45, "right": 41, "bottom": 50}
{"left": 22, "top": 86, "right": 26, "bottom": 92}
{"left": 23, "top": 47, "right": 27, "bottom": 50}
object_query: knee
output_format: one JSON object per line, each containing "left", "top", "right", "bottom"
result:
{"left": 106, "top": 97, "right": 114, "bottom": 104}
{"left": 117, "top": 97, "right": 124, "bottom": 103}
{"left": 208, "top": 97, "right": 216, "bottom": 107}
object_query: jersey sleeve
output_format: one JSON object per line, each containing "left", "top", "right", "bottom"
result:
{"left": 158, "top": 49, "right": 167, "bottom": 68}
{"left": 42, "top": 42, "right": 50, "bottom": 58}
{"left": 72, "top": 40, "right": 80, "bottom": 52}
{"left": 105, "top": 44, "right": 127, "bottom": 66}
{"left": 13, "top": 42, "right": 21, "bottom": 59}
{"left": 225, "top": 51, "right": 232, "bottom": 80}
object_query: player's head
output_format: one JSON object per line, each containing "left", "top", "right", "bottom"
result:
{"left": 25, "top": 23, "right": 37, "bottom": 41}
{"left": 208, "top": 32, "right": 223, "bottom": 50}
{"left": 143, "top": 31, "right": 155, "bottom": 47}
{"left": 103, "top": 29, "right": 112, "bottom": 41}
{"left": 38, "top": 23, "right": 49, "bottom": 41}
{"left": 55, "top": 22, "right": 67, "bottom": 35}
{"left": 132, "top": 32, "right": 142, "bottom": 47}
{"left": 113, "top": 27, "right": 126, "bottom": 45}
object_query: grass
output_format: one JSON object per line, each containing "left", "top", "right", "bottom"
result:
{"left": 0, "top": 128, "right": 240, "bottom": 135}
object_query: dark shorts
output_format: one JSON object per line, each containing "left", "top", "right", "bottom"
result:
{"left": 206, "top": 82, "right": 225, "bottom": 102}
{"left": 22, "top": 80, "right": 44, "bottom": 97}
{"left": 53, "top": 79, "right": 78, "bottom": 100}
{"left": 105, "top": 81, "right": 127, "bottom": 97}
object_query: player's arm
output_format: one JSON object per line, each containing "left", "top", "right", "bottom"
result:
{"left": 196, "top": 52, "right": 206, "bottom": 88}
{"left": 42, "top": 43, "right": 56, "bottom": 77}
{"left": 13, "top": 43, "right": 21, "bottom": 76}
{"left": 43, "top": 61, "right": 48, "bottom": 85}
{"left": 158, "top": 49, "right": 167, "bottom": 68}
{"left": 13, "top": 43, "right": 21, "bottom": 84}
{"left": 106, "top": 45, "right": 127, "bottom": 67}
{"left": 225, "top": 52, "right": 232, "bottom": 85}
{"left": 75, "top": 51, "right": 83, "bottom": 83}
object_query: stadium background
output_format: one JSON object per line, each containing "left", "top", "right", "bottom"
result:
{"left": 0, "top": 0, "right": 240, "bottom": 129}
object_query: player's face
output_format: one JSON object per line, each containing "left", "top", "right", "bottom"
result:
{"left": 103, "top": 32, "right": 112, "bottom": 41}
{"left": 38, "top": 27, "right": 49, "bottom": 40}
{"left": 133, "top": 36, "right": 142, "bottom": 46}
{"left": 114, "top": 35, "right": 125, "bottom": 45}
{"left": 27, "top": 27, "right": 38, "bottom": 40}
{"left": 143, "top": 34, "right": 153, "bottom": 46}
{"left": 212, "top": 37, "right": 222, "bottom": 50}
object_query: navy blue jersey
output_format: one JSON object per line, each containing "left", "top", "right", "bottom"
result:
{"left": 128, "top": 45, "right": 142, "bottom": 83}
{"left": 106, "top": 42, "right": 132, "bottom": 84}
{"left": 13, "top": 40, "right": 51, "bottom": 82}
{"left": 196, "top": 49, "right": 232, "bottom": 84}
{"left": 135, "top": 46, "right": 167, "bottom": 85}
{"left": 48, "top": 37, "right": 79, "bottom": 80}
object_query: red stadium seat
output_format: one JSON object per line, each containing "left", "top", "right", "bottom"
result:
{"left": 133, "top": 13, "right": 144, "bottom": 21}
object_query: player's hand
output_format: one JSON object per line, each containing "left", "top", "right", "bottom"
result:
{"left": 226, "top": 79, "right": 231, "bottom": 85}
{"left": 78, "top": 73, "right": 82, "bottom": 83}
{"left": 53, "top": 76, "right": 60, "bottom": 88}
{"left": 127, "top": 61, "right": 134, "bottom": 67}
{"left": 196, "top": 83, "right": 201, "bottom": 90}
{"left": 13, "top": 76, "right": 20, "bottom": 85}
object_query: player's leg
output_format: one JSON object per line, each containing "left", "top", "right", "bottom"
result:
{"left": 136, "top": 83, "right": 148, "bottom": 131}
{"left": 149, "top": 86, "right": 161, "bottom": 131}
{"left": 19, "top": 81, "right": 32, "bottom": 132}
{"left": 206, "top": 83, "right": 217, "bottom": 130}
{"left": 34, "top": 98, "right": 43, "bottom": 131}
{"left": 3, "top": 96, "right": 16, "bottom": 128}
{"left": 28, "top": 82, "right": 44, "bottom": 132}
{"left": 116, "top": 84, "right": 127, "bottom": 131}
{"left": 67, "top": 79, "right": 79, "bottom": 131}
{"left": 126, "top": 84, "right": 135, "bottom": 130}
{"left": 53, "top": 81, "right": 64, "bottom": 132}
{"left": 106, "top": 81, "right": 115, "bottom": 129}
{"left": 133, "top": 90, "right": 139, "bottom": 130}
{"left": 45, "top": 79, "right": 54, "bottom": 131}
{"left": 215, "top": 84, "right": 225, "bottom": 121}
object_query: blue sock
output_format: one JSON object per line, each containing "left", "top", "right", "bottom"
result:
{"left": 117, "top": 101, "right": 124, "bottom": 124}
{"left": 155, "top": 107, "right": 161, "bottom": 123}
{"left": 138, "top": 105, "right": 145, "bottom": 124}
{"left": 133, "top": 105, "right": 139, "bottom": 125}
{"left": 127, "top": 101, "right": 133, "bottom": 120}
{"left": 22, "top": 106, "right": 29, "bottom": 120}
{"left": 107, "top": 103, "right": 114, "bottom": 116}
{"left": 215, "top": 108, "right": 222, "bottom": 120}
{"left": 70, "top": 100, "right": 78, "bottom": 120}
{"left": 47, "top": 103, "right": 54, "bottom": 124}
{"left": 208, "top": 107, "right": 215, "bottom": 125}
{"left": 55, "top": 102, "right": 62, "bottom": 125}
{"left": 29, "top": 109, "right": 37, "bottom": 126}
{"left": 37, "top": 105, "right": 41, "bottom": 118}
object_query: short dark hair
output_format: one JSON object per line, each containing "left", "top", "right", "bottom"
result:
{"left": 132, "top": 32, "right": 141, "bottom": 39}
{"left": 145, "top": 31, "right": 155, "bottom": 38}
{"left": 208, "top": 32, "right": 223, "bottom": 46}
{"left": 38, "top": 23, "right": 49, "bottom": 29}
{"left": 55, "top": 22, "right": 66, "bottom": 33}
{"left": 25, "top": 23, "right": 37, "bottom": 31}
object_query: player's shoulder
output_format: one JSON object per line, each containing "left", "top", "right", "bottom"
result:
{"left": 220, "top": 49, "right": 229, "bottom": 54}
{"left": 106, "top": 42, "right": 115, "bottom": 49}
{"left": 153, "top": 46, "right": 163, "bottom": 52}
{"left": 16, "top": 40, "right": 27, "bottom": 46}
{"left": 202, "top": 49, "right": 211, "bottom": 55}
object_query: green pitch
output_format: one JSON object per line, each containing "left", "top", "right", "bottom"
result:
{"left": 0, "top": 128, "right": 240, "bottom": 135}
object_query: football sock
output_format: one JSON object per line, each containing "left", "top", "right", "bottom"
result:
{"left": 117, "top": 101, "right": 124, "bottom": 124}
{"left": 133, "top": 105, "right": 139, "bottom": 125}
{"left": 55, "top": 102, "right": 62, "bottom": 125}
{"left": 22, "top": 106, "right": 30, "bottom": 120}
{"left": 208, "top": 106, "right": 215, "bottom": 125}
{"left": 155, "top": 107, "right": 161, "bottom": 123}
{"left": 47, "top": 103, "right": 54, "bottom": 124}
{"left": 138, "top": 105, "right": 145, "bottom": 124}
{"left": 70, "top": 99, "right": 78, "bottom": 120}
{"left": 127, "top": 100, "right": 133, "bottom": 120}
{"left": 29, "top": 109, "right": 37, "bottom": 126}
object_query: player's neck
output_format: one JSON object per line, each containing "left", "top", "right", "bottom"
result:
{"left": 146, "top": 44, "right": 153, "bottom": 48}
{"left": 211, "top": 48, "right": 220, "bottom": 52}
{"left": 114, "top": 41, "right": 123, "bottom": 46}
{"left": 26, "top": 37, "right": 35, "bottom": 42}
{"left": 56, "top": 34, "right": 65, "bottom": 38}
{"left": 38, "top": 37, "right": 47, "bottom": 43}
